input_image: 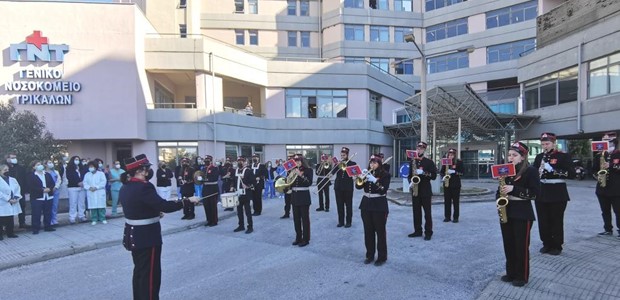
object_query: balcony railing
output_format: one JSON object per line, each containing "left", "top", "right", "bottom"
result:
{"left": 223, "top": 106, "right": 265, "bottom": 118}
{"left": 147, "top": 102, "right": 197, "bottom": 109}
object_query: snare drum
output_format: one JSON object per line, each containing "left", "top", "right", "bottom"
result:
{"left": 221, "top": 192, "right": 239, "bottom": 208}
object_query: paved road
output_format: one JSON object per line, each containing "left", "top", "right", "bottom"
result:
{"left": 0, "top": 179, "right": 616, "bottom": 300}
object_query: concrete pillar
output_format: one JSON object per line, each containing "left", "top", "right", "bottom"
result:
{"left": 195, "top": 72, "right": 223, "bottom": 113}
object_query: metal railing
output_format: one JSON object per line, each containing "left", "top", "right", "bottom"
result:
{"left": 147, "top": 102, "right": 197, "bottom": 109}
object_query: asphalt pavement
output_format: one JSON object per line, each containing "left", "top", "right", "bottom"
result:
{"left": 0, "top": 178, "right": 618, "bottom": 299}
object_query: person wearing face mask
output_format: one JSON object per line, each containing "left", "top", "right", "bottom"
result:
{"left": 233, "top": 156, "right": 255, "bottom": 234}
{"left": 333, "top": 147, "right": 357, "bottom": 228}
{"left": 195, "top": 157, "right": 205, "bottom": 172}
{"left": 220, "top": 158, "right": 235, "bottom": 211}
{"left": 496, "top": 142, "right": 539, "bottom": 287}
{"left": 174, "top": 158, "right": 191, "bottom": 201}
{"left": 290, "top": 154, "right": 313, "bottom": 247}
{"left": 263, "top": 160, "right": 276, "bottom": 199}
{"left": 27, "top": 161, "right": 56, "bottom": 234}
{"left": 407, "top": 141, "right": 438, "bottom": 240}
{"left": 533, "top": 132, "right": 575, "bottom": 256}
{"left": 0, "top": 163, "right": 22, "bottom": 239}
{"left": 202, "top": 155, "right": 219, "bottom": 227}
{"left": 250, "top": 154, "right": 267, "bottom": 216}
{"left": 44, "top": 160, "right": 62, "bottom": 226}
{"left": 109, "top": 161, "right": 125, "bottom": 216}
{"left": 593, "top": 132, "right": 620, "bottom": 238}
{"left": 179, "top": 159, "right": 196, "bottom": 220}
{"left": 83, "top": 161, "right": 108, "bottom": 225}
{"left": 440, "top": 149, "right": 464, "bottom": 223}
{"left": 5, "top": 153, "right": 29, "bottom": 228}
{"left": 155, "top": 162, "right": 173, "bottom": 201}
{"left": 120, "top": 154, "right": 200, "bottom": 300}
{"left": 66, "top": 156, "right": 87, "bottom": 224}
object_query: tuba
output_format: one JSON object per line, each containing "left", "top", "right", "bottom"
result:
{"left": 409, "top": 158, "right": 420, "bottom": 196}
{"left": 597, "top": 151, "right": 608, "bottom": 188}
{"left": 275, "top": 167, "right": 298, "bottom": 194}
{"left": 496, "top": 176, "right": 509, "bottom": 224}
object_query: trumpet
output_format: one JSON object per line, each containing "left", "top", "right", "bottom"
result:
{"left": 355, "top": 169, "right": 370, "bottom": 187}
{"left": 496, "top": 176, "right": 509, "bottom": 224}
{"left": 598, "top": 150, "right": 608, "bottom": 188}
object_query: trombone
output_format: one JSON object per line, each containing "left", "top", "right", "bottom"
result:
{"left": 315, "top": 152, "right": 358, "bottom": 194}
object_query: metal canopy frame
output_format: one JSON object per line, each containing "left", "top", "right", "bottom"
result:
{"left": 385, "top": 84, "right": 538, "bottom": 140}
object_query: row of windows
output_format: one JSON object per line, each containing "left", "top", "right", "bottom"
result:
{"left": 345, "top": 57, "right": 414, "bottom": 75}
{"left": 428, "top": 52, "right": 469, "bottom": 74}
{"left": 345, "top": 25, "right": 413, "bottom": 42}
{"left": 426, "top": 0, "right": 466, "bottom": 12}
{"left": 288, "top": 31, "right": 311, "bottom": 48}
{"left": 486, "top": 1, "right": 537, "bottom": 29}
{"left": 426, "top": 18, "right": 468, "bottom": 42}
{"left": 589, "top": 53, "right": 620, "bottom": 98}
{"left": 287, "top": 0, "right": 310, "bottom": 16}
{"left": 234, "top": 0, "right": 258, "bottom": 14}
{"left": 487, "top": 39, "right": 536, "bottom": 64}
{"left": 524, "top": 67, "right": 578, "bottom": 111}
{"left": 235, "top": 29, "right": 258, "bottom": 45}
{"left": 285, "top": 89, "right": 348, "bottom": 118}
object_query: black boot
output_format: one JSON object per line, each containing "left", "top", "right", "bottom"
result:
{"left": 234, "top": 226, "right": 245, "bottom": 232}
{"left": 245, "top": 226, "right": 253, "bottom": 234}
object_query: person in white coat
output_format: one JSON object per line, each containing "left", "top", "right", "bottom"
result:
{"left": 0, "top": 163, "right": 22, "bottom": 239}
{"left": 83, "top": 161, "right": 108, "bottom": 225}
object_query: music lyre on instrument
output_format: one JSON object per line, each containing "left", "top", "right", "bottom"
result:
{"left": 592, "top": 141, "right": 610, "bottom": 187}
{"left": 491, "top": 163, "right": 516, "bottom": 224}
{"left": 441, "top": 158, "right": 452, "bottom": 188}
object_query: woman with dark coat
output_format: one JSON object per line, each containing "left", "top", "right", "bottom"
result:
{"left": 290, "top": 154, "right": 313, "bottom": 247}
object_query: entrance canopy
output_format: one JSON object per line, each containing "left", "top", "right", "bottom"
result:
{"left": 386, "top": 84, "right": 538, "bottom": 140}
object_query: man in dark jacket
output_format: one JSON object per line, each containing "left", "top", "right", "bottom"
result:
{"left": 593, "top": 132, "right": 620, "bottom": 237}
{"left": 408, "top": 142, "right": 437, "bottom": 240}
{"left": 120, "top": 154, "right": 199, "bottom": 300}
{"left": 333, "top": 147, "right": 356, "bottom": 228}
{"left": 6, "top": 153, "right": 28, "bottom": 228}
{"left": 440, "top": 148, "right": 464, "bottom": 223}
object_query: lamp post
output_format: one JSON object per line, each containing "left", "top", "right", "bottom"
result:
{"left": 404, "top": 33, "right": 428, "bottom": 143}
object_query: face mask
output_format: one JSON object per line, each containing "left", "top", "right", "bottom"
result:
{"left": 252, "top": 159, "right": 258, "bottom": 163}
{"left": 161, "top": 165, "right": 166, "bottom": 169}
{"left": 115, "top": 164, "right": 121, "bottom": 169}
{"left": 268, "top": 163, "right": 272, "bottom": 167}
{"left": 10, "top": 158, "right": 17, "bottom": 164}
{"left": 47, "top": 163, "right": 54, "bottom": 169}
{"left": 82, "top": 161, "right": 87, "bottom": 165}
{"left": 216, "top": 162, "right": 222, "bottom": 166}
{"left": 205, "top": 160, "right": 211, "bottom": 165}
{"left": 36, "top": 165, "right": 44, "bottom": 171}
{"left": 63, "top": 157, "right": 69, "bottom": 162}
{"left": 146, "top": 168, "right": 154, "bottom": 180}
{"left": 74, "top": 160, "right": 80, "bottom": 165}
{"left": 197, "top": 176, "right": 203, "bottom": 181}
{"left": 88, "top": 167, "right": 96, "bottom": 172}
{"left": 198, "top": 159, "right": 203, "bottom": 165}
{"left": 98, "top": 163, "right": 103, "bottom": 168}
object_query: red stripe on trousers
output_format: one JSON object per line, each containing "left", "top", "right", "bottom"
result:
{"left": 524, "top": 221, "right": 530, "bottom": 283}
{"left": 149, "top": 247, "right": 155, "bottom": 300}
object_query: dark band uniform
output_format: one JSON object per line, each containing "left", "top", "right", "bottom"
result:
{"left": 593, "top": 133, "right": 620, "bottom": 236}
{"left": 280, "top": 156, "right": 294, "bottom": 219}
{"left": 251, "top": 157, "right": 268, "bottom": 215}
{"left": 533, "top": 133, "right": 574, "bottom": 254}
{"left": 356, "top": 161, "right": 391, "bottom": 265}
{"left": 315, "top": 158, "right": 331, "bottom": 211}
{"left": 408, "top": 143, "right": 437, "bottom": 240}
{"left": 202, "top": 159, "right": 219, "bottom": 226}
{"left": 120, "top": 154, "right": 185, "bottom": 300}
{"left": 439, "top": 152, "right": 464, "bottom": 222}
{"left": 333, "top": 147, "right": 356, "bottom": 227}
{"left": 496, "top": 150, "right": 539, "bottom": 286}
{"left": 178, "top": 164, "right": 196, "bottom": 219}
{"left": 234, "top": 160, "right": 255, "bottom": 233}
{"left": 291, "top": 163, "right": 313, "bottom": 246}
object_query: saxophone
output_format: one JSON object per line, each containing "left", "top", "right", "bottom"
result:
{"left": 410, "top": 158, "right": 420, "bottom": 197}
{"left": 597, "top": 151, "right": 608, "bottom": 188}
{"left": 496, "top": 176, "right": 509, "bottom": 224}
{"left": 442, "top": 163, "right": 451, "bottom": 188}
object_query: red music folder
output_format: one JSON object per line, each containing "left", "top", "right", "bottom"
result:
{"left": 591, "top": 141, "right": 609, "bottom": 152}
{"left": 345, "top": 165, "right": 362, "bottom": 177}
{"left": 491, "top": 163, "right": 516, "bottom": 178}
{"left": 406, "top": 150, "right": 418, "bottom": 159}
{"left": 441, "top": 158, "right": 452, "bottom": 166}
{"left": 283, "top": 159, "right": 297, "bottom": 171}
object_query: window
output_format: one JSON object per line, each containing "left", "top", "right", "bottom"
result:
{"left": 248, "top": 0, "right": 258, "bottom": 14}
{"left": 344, "top": 0, "right": 364, "bottom": 8}
{"left": 394, "top": 27, "right": 413, "bottom": 43}
{"left": 369, "top": 92, "right": 382, "bottom": 120}
{"left": 426, "top": 18, "right": 467, "bottom": 42}
{"left": 287, "top": 31, "right": 297, "bottom": 47}
{"left": 287, "top": 0, "right": 296, "bottom": 15}
{"left": 345, "top": 25, "right": 364, "bottom": 41}
{"left": 300, "top": 0, "right": 309, "bottom": 16}
{"left": 486, "top": 1, "right": 537, "bottom": 29}
{"left": 235, "top": 29, "right": 244, "bottom": 45}
{"left": 154, "top": 81, "right": 174, "bottom": 108}
{"left": 179, "top": 24, "right": 187, "bottom": 38}
{"left": 488, "top": 102, "right": 516, "bottom": 114}
{"left": 158, "top": 142, "right": 199, "bottom": 173}
{"left": 427, "top": 52, "right": 469, "bottom": 74}
{"left": 300, "top": 31, "right": 310, "bottom": 48}
{"left": 370, "top": 57, "right": 390, "bottom": 73}
{"left": 249, "top": 30, "right": 258, "bottom": 45}
{"left": 370, "top": 0, "right": 388, "bottom": 10}
{"left": 487, "top": 39, "right": 536, "bottom": 64}
{"left": 370, "top": 26, "right": 389, "bottom": 42}
{"left": 589, "top": 53, "right": 620, "bottom": 98}
{"left": 286, "top": 89, "right": 348, "bottom": 118}
{"left": 426, "top": 0, "right": 466, "bottom": 12}
{"left": 394, "top": 0, "right": 413, "bottom": 11}
{"left": 234, "top": 0, "right": 244, "bottom": 13}
{"left": 523, "top": 66, "right": 579, "bottom": 110}
{"left": 395, "top": 108, "right": 412, "bottom": 123}
{"left": 394, "top": 59, "right": 413, "bottom": 74}
{"left": 285, "top": 145, "right": 333, "bottom": 166}
{"left": 179, "top": 0, "right": 187, "bottom": 8}
{"left": 344, "top": 57, "right": 366, "bottom": 64}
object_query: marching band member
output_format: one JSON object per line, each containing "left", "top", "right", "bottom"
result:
{"left": 378, "top": 153, "right": 390, "bottom": 173}
{"left": 178, "top": 158, "right": 196, "bottom": 220}
{"left": 221, "top": 158, "right": 235, "bottom": 211}
{"left": 202, "top": 155, "right": 219, "bottom": 227}
{"left": 533, "top": 132, "right": 575, "bottom": 255}
{"left": 440, "top": 148, "right": 464, "bottom": 223}
{"left": 333, "top": 147, "right": 356, "bottom": 228}
{"left": 407, "top": 141, "right": 437, "bottom": 240}
{"left": 356, "top": 154, "right": 391, "bottom": 266}
{"left": 233, "top": 156, "right": 255, "bottom": 234}
{"left": 280, "top": 155, "right": 294, "bottom": 219}
{"left": 291, "top": 154, "right": 313, "bottom": 247}
{"left": 251, "top": 154, "right": 267, "bottom": 216}
{"left": 593, "top": 132, "right": 620, "bottom": 237}
{"left": 315, "top": 154, "right": 331, "bottom": 212}
{"left": 497, "top": 142, "right": 539, "bottom": 287}
{"left": 120, "top": 154, "right": 200, "bottom": 300}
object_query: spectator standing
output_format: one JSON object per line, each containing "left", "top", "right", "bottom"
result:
{"left": 109, "top": 161, "right": 125, "bottom": 216}
{"left": 66, "top": 156, "right": 87, "bottom": 224}
{"left": 83, "top": 161, "right": 108, "bottom": 225}
{"left": 6, "top": 153, "right": 28, "bottom": 228}
{"left": 45, "top": 160, "right": 62, "bottom": 226}
{"left": 27, "top": 161, "right": 56, "bottom": 234}
{"left": 0, "top": 163, "right": 22, "bottom": 239}
{"left": 156, "top": 162, "right": 173, "bottom": 200}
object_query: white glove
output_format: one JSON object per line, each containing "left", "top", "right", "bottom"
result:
{"left": 188, "top": 196, "right": 201, "bottom": 203}
{"left": 416, "top": 169, "right": 424, "bottom": 175}
{"left": 543, "top": 162, "right": 554, "bottom": 172}
{"left": 366, "top": 174, "right": 377, "bottom": 183}
{"left": 448, "top": 169, "right": 456, "bottom": 174}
